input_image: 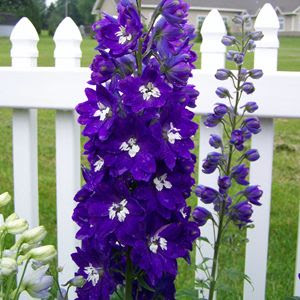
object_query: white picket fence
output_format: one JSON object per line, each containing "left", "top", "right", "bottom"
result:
{"left": 0, "top": 3, "right": 299, "bottom": 299}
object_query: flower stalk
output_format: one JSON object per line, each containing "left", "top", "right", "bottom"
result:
{"left": 194, "top": 14, "right": 265, "bottom": 297}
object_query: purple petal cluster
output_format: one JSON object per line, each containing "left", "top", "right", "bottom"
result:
{"left": 72, "top": 1, "right": 199, "bottom": 299}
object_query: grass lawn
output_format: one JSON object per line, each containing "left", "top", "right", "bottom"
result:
{"left": 0, "top": 32, "right": 299, "bottom": 299}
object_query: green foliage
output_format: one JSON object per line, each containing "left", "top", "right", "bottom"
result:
{"left": 77, "top": 0, "right": 95, "bottom": 25}
{"left": 0, "top": 0, "right": 43, "bottom": 33}
{"left": 47, "top": 0, "right": 83, "bottom": 36}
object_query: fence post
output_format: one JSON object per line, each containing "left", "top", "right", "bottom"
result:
{"left": 196, "top": 9, "right": 226, "bottom": 299}
{"left": 243, "top": 4, "right": 279, "bottom": 300}
{"left": 53, "top": 17, "right": 82, "bottom": 291}
{"left": 10, "top": 17, "right": 39, "bottom": 228}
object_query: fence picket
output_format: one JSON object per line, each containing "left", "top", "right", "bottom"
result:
{"left": 244, "top": 4, "right": 279, "bottom": 300}
{"left": 10, "top": 17, "right": 39, "bottom": 229}
{"left": 53, "top": 17, "right": 82, "bottom": 292}
{"left": 196, "top": 9, "right": 226, "bottom": 299}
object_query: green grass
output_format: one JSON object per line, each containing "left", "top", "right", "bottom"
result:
{"left": 0, "top": 33, "right": 299, "bottom": 299}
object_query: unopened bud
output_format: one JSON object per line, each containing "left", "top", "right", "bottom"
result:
{"left": 27, "top": 245, "right": 57, "bottom": 262}
{"left": 6, "top": 218, "right": 28, "bottom": 234}
{"left": 0, "top": 192, "right": 11, "bottom": 208}
{"left": 0, "top": 257, "right": 17, "bottom": 276}
{"left": 70, "top": 276, "right": 86, "bottom": 287}
{"left": 22, "top": 226, "right": 47, "bottom": 244}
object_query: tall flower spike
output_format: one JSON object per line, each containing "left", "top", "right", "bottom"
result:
{"left": 73, "top": 0, "right": 200, "bottom": 298}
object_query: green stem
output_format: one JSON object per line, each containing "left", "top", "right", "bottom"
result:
{"left": 124, "top": 250, "right": 133, "bottom": 300}
{"left": 13, "top": 258, "right": 30, "bottom": 300}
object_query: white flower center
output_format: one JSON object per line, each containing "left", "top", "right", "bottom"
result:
{"left": 93, "top": 156, "right": 104, "bottom": 172}
{"left": 84, "top": 263, "right": 100, "bottom": 287}
{"left": 93, "top": 102, "right": 110, "bottom": 121}
{"left": 108, "top": 199, "right": 129, "bottom": 222}
{"left": 153, "top": 173, "right": 172, "bottom": 191}
{"left": 139, "top": 82, "right": 161, "bottom": 101}
{"left": 120, "top": 138, "right": 140, "bottom": 158}
{"left": 115, "top": 26, "right": 132, "bottom": 45}
{"left": 180, "top": 207, "right": 187, "bottom": 218}
{"left": 167, "top": 122, "right": 182, "bottom": 144}
{"left": 149, "top": 235, "right": 167, "bottom": 254}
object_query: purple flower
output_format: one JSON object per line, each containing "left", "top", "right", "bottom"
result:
{"left": 202, "top": 152, "right": 223, "bottom": 174}
{"left": 162, "top": 52, "right": 193, "bottom": 87}
{"left": 231, "top": 164, "right": 249, "bottom": 185}
{"left": 218, "top": 176, "right": 231, "bottom": 194}
{"left": 89, "top": 52, "right": 115, "bottom": 84}
{"left": 221, "top": 35, "right": 236, "bottom": 46}
{"left": 193, "top": 207, "right": 212, "bottom": 226}
{"left": 243, "top": 185, "right": 263, "bottom": 206}
{"left": 76, "top": 85, "right": 117, "bottom": 141}
{"left": 209, "top": 134, "right": 222, "bottom": 149}
{"left": 215, "top": 68, "right": 231, "bottom": 80}
{"left": 230, "top": 201, "right": 253, "bottom": 226}
{"left": 239, "top": 68, "right": 248, "bottom": 81}
{"left": 230, "top": 129, "right": 246, "bottom": 151}
{"left": 242, "top": 82, "right": 255, "bottom": 94}
{"left": 249, "top": 69, "right": 263, "bottom": 79}
{"left": 93, "top": 0, "right": 143, "bottom": 57}
{"left": 216, "top": 87, "right": 231, "bottom": 99}
{"left": 195, "top": 185, "right": 219, "bottom": 204}
{"left": 160, "top": 0, "right": 189, "bottom": 27}
{"left": 241, "top": 101, "right": 258, "bottom": 113}
{"left": 120, "top": 65, "right": 172, "bottom": 112}
{"left": 204, "top": 114, "right": 222, "bottom": 128}
{"left": 244, "top": 149, "right": 260, "bottom": 161}
{"left": 243, "top": 117, "right": 261, "bottom": 134}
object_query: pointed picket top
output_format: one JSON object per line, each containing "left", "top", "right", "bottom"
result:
{"left": 10, "top": 17, "right": 39, "bottom": 41}
{"left": 201, "top": 9, "right": 226, "bottom": 56}
{"left": 255, "top": 3, "right": 280, "bottom": 30}
{"left": 54, "top": 17, "right": 82, "bottom": 67}
{"left": 254, "top": 3, "right": 279, "bottom": 58}
{"left": 54, "top": 17, "right": 82, "bottom": 42}
{"left": 201, "top": 9, "right": 226, "bottom": 35}
{"left": 10, "top": 17, "right": 39, "bottom": 66}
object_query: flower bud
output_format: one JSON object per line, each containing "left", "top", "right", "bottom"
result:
{"left": 244, "top": 149, "right": 260, "bottom": 162}
{"left": 6, "top": 218, "right": 28, "bottom": 235}
{"left": 241, "top": 82, "right": 255, "bottom": 95}
{"left": 195, "top": 185, "right": 219, "bottom": 204}
{"left": 214, "top": 103, "right": 228, "bottom": 117}
{"left": 209, "top": 134, "right": 222, "bottom": 149}
{"left": 192, "top": 207, "right": 212, "bottom": 226}
{"left": 243, "top": 118, "right": 261, "bottom": 134}
{"left": 218, "top": 176, "right": 231, "bottom": 194}
{"left": 241, "top": 101, "right": 258, "bottom": 113}
{"left": 6, "top": 213, "right": 18, "bottom": 223}
{"left": 0, "top": 192, "right": 11, "bottom": 208}
{"left": 27, "top": 245, "right": 57, "bottom": 263}
{"left": 22, "top": 226, "right": 47, "bottom": 244}
{"left": 243, "top": 185, "right": 263, "bottom": 206}
{"left": 70, "top": 275, "right": 86, "bottom": 287}
{"left": 247, "top": 40, "right": 256, "bottom": 51}
{"left": 249, "top": 31, "right": 264, "bottom": 41}
{"left": 0, "top": 257, "right": 17, "bottom": 276}
{"left": 233, "top": 53, "right": 244, "bottom": 66}
{"left": 249, "top": 69, "right": 263, "bottom": 79}
{"left": 215, "top": 68, "right": 231, "bottom": 81}
{"left": 216, "top": 87, "right": 231, "bottom": 99}
{"left": 221, "top": 35, "right": 236, "bottom": 46}
{"left": 226, "top": 50, "right": 238, "bottom": 61}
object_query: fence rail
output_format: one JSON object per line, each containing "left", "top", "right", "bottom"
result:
{"left": 0, "top": 3, "right": 299, "bottom": 299}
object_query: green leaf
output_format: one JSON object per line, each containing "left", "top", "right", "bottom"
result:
{"left": 137, "top": 276, "right": 155, "bottom": 292}
{"left": 176, "top": 288, "right": 199, "bottom": 300}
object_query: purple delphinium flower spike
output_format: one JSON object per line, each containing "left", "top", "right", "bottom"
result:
{"left": 73, "top": 0, "right": 200, "bottom": 298}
